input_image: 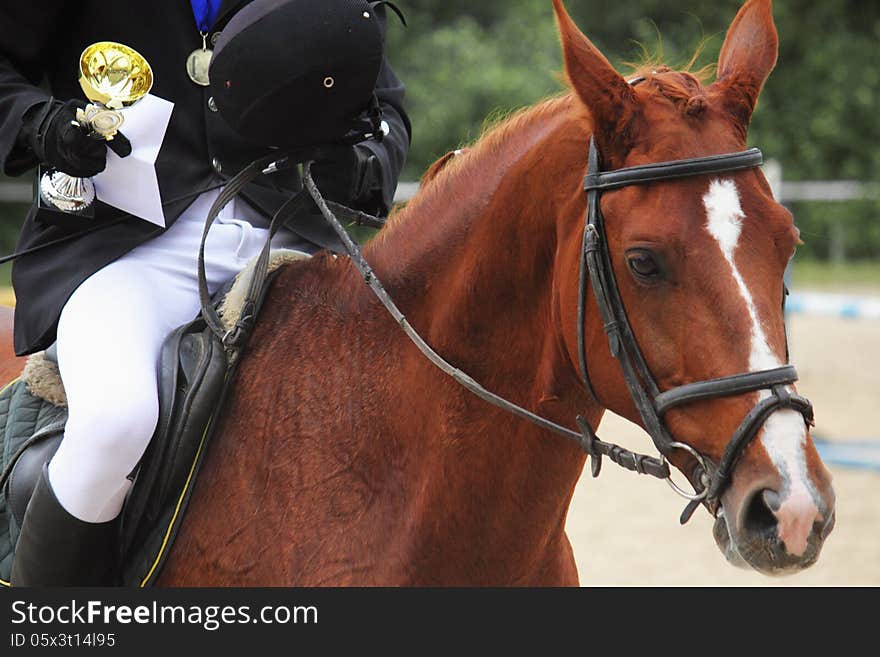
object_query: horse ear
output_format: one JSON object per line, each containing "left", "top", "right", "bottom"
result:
{"left": 552, "top": 0, "right": 636, "bottom": 147}
{"left": 712, "top": 0, "right": 778, "bottom": 125}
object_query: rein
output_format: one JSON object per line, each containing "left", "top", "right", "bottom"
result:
{"left": 196, "top": 138, "right": 813, "bottom": 526}
{"left": 299, "top": 163, "right": 671, "bottom": 479}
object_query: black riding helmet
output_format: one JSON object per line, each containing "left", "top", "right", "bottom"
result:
{"left": 209, "top": 0, "right": 387, "bottom": 148}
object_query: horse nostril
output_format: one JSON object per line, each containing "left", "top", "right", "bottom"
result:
{"left": 762, "top": 489, "right": 781, "bottom": 512}
{"left": 743, "top": 488, "right": 779, "bottom": 538}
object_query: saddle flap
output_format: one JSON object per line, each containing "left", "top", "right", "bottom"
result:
{"left": 6, "top": 429, "right": 63, "bottom": 528}
{"left": 120, "top": 317, "right": 227, "bottom": 558}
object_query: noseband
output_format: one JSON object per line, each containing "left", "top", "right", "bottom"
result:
{"left": 576, "top": 137, "right": 814, "bottom": 523}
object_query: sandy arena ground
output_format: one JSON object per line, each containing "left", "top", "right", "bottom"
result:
{"left": 565, "top": 310, "right": 880, "bottom": 586}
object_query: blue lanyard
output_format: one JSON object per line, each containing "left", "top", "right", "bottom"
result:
{"left": 190, "top": 0, "right": 222, "bottom": 33}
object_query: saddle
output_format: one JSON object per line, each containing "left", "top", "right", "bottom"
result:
{"left": 0, "top": 249, "right": 308, "bottom": 587}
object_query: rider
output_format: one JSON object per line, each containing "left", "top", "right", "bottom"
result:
{"left": 0, "top": 0, "right": 410, "bottom": 585}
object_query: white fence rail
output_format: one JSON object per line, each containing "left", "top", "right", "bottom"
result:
{"left": 2, "top": 165, "right": 877, "bottom": 206}
{"left": 787, "top": 291, "right": 880, "bottom": 320}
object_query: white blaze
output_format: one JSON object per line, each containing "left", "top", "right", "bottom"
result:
{"left": 703, "top": 180, "right": 818, "bottom": 554}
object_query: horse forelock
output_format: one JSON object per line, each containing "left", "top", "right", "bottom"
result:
{"left": 624, "top": 39, "right": 716, "bottom": 109}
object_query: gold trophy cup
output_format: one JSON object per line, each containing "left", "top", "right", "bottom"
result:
{"left": 39, "top": 41, "right": 153, "bottom": 216}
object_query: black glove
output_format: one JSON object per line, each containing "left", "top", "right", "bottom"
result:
{"left": 21, "top": 98, "right": 131, "bottom": 177}
{"left": 310, "top": 144, "right": 382, "bottom": 207}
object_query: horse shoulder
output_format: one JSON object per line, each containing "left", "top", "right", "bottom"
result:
{"left": 159, "top": 257, "right": 417, "bottom": 584}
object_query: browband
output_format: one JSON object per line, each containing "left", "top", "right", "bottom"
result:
{"left": 584, "top": 148, "right": 763, "bottom": 191}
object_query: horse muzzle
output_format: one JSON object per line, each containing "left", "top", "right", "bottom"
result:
{"left": 713, "top": 485, "right": 836, "bottom": 575}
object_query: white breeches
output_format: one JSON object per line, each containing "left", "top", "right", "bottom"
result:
{"left": 47, "top": 190, "right": 310, "bottom": 523}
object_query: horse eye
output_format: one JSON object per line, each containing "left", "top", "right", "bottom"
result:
{"left": 627, "top": 251, "right": 661, "bottom": 279}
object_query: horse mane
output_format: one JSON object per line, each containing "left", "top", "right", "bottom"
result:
{"left": 368, "top": 94, "right": 577, "bottom": 256}
{"left": 425, "top": 95, "right": 574, "bottom": 187}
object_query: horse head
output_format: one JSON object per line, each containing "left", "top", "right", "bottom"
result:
{"left": 552, "top": 0, "right": 835, "bottom": 574}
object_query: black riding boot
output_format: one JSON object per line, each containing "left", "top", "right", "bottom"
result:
{"left": 11, "top": 465, "right": 117, "bottom": 586}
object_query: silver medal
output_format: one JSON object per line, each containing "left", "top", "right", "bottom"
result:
{"left": 186, "top": 33, "right": 212, "bottom": 86}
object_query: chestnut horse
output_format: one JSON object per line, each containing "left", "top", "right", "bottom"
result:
{"left": 5, "top": 0, "right": 836, "bottom": 584}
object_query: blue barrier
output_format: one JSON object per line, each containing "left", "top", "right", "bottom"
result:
{"left": 814, "top": 439, "right": 880, "bottom": 472}
{"left": 783, "top": 292, "right": 878, "bottom": 471}
{"left": 787, "top": 292, "right": 880, "bottom": 320}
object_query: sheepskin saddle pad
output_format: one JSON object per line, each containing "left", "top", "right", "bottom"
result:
{"left": 0, "top": 249, "right": 308, "bottom": 586}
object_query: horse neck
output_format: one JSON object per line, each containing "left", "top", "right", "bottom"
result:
{"left": 366, "top": 95, "right": 583, "bottom": 364}
{"left": 359, "top": 96, "right": 592, "bottom": 558}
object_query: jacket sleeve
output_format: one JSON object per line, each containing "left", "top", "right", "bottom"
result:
{"left": 357, "top": 6, "right": 411, "bottom": 216}
{"left": 0, "top": 4, "right": 70, "bottom": 176}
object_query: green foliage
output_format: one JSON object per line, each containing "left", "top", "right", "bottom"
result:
{"left": 0, "top": 204, "right": 25, "bottom": 253}
{"left": 791, "top": 258, "right": 880, "bottom": 293}
{"left": 387, "top": 3, "right": 562, "bottom": 175}
{"left": 0, "top": 204, "right": 25, "bottom": 287}
{"left": 386, "top": 0, "right": 880, "bottom": 262}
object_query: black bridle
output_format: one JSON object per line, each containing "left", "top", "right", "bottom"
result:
{"left": 577, "top": 136, "right": 814, "bottom": 523}
{"left": 197, "top": 130, "right": 814, "bottom": 527}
